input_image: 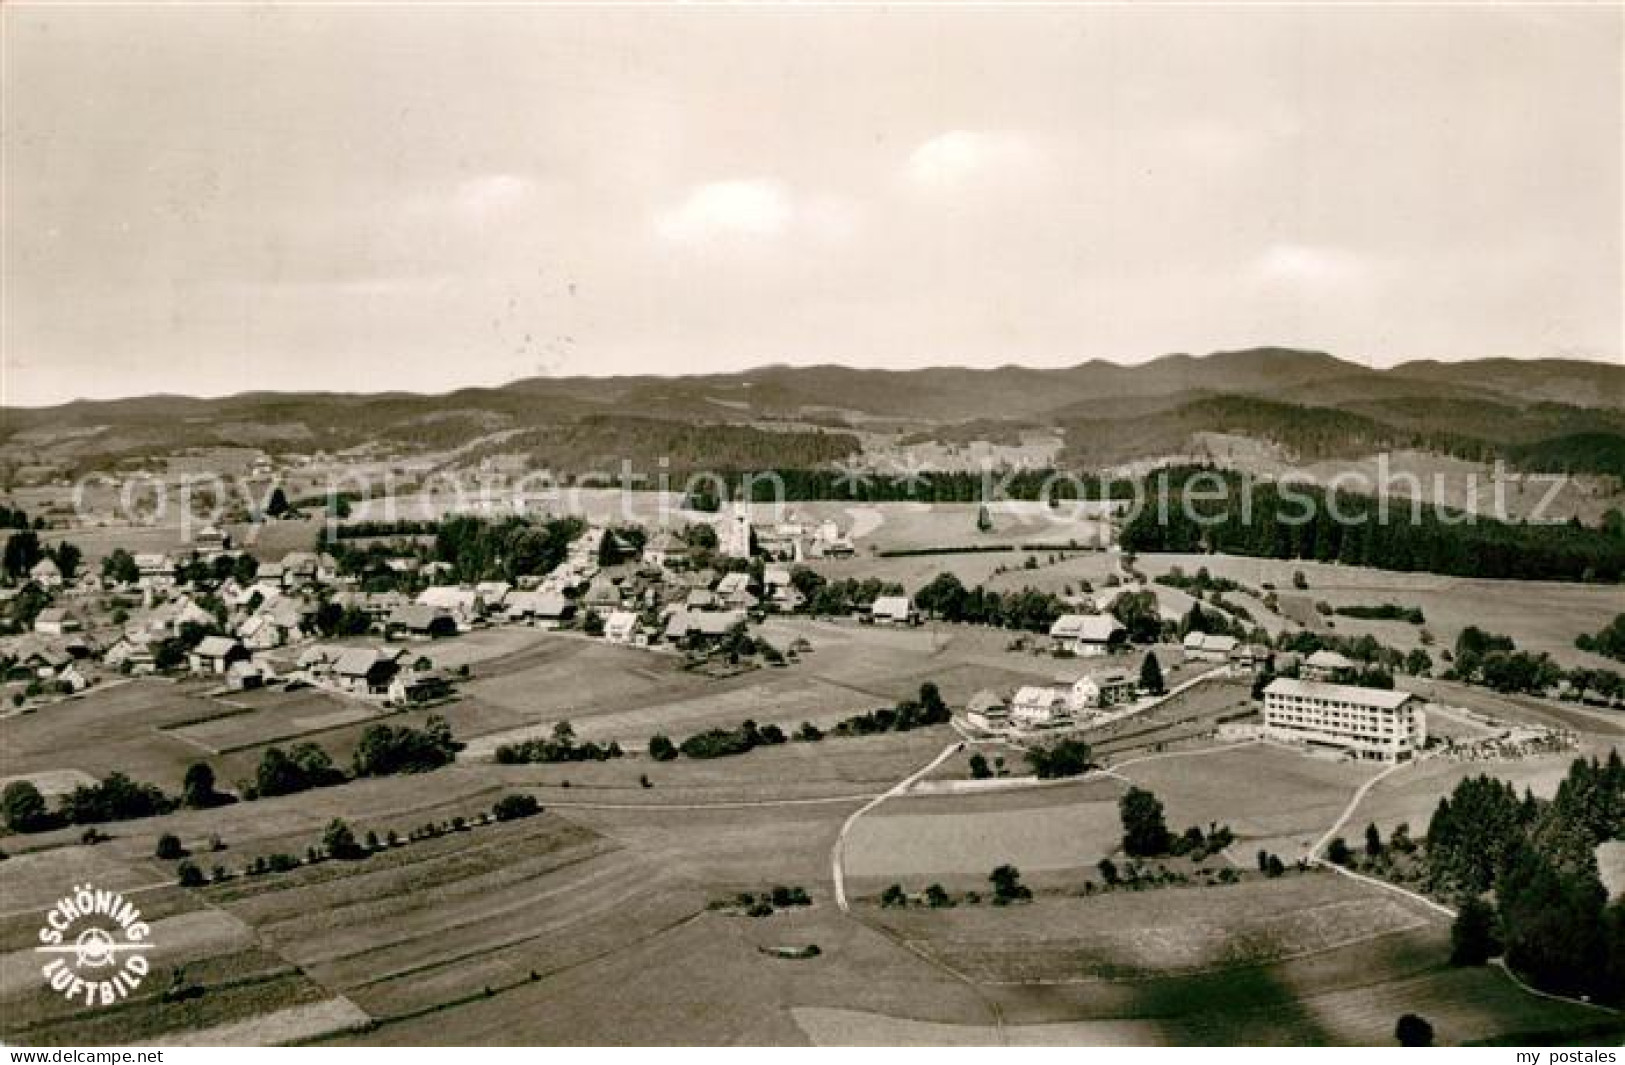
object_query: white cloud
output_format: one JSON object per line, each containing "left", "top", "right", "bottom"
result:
{"left": 904, "top": 130, "right": 1041, "bottom": 193}
{"left": 656, "top": 180, "right": 794, "bottom": 243}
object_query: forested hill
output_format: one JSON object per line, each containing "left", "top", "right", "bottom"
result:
{"left": 2, "top": 349, "right": 1621, "bottom": 478}
{"left": 1118, "top": 467, "right": 1625, "bottom": 583}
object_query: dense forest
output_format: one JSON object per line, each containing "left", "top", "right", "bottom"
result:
{"left": 700, "top": 467, "right": 1137, "bottom": 504}
{"left": 1426, "top": 754, "right": 1625, "bottom": 1004}
{"left": 1118, "top": 467, "right": 1625, "bottom": 582}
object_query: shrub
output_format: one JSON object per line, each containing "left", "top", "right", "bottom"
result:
{"left": 322, "top": 818, "right": 364, "bottom": 860}
{"left": 155, "top": 833, "right": 185, "bottom": 860}
{"left": 492, "top": 793, "right": 541, "bottom": 822}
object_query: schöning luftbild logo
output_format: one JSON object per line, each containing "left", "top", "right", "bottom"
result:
{"left": 36, "top": 883, "right": 154, "bottom": 1006}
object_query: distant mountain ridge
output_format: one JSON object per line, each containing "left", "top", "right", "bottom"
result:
{"left": 3, "top": 348, "right": 1621, "bottom": 477}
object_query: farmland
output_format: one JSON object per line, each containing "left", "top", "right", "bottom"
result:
{"left": 1131, "top": 553, "right": 1625, "bottom": 672}
{"left": 3, "top": 546, "right": 1621, "bottom": 1046}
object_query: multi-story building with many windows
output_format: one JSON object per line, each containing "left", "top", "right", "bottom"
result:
{"left": 1262, "top": 678, "right": 1427, "bottom": 762}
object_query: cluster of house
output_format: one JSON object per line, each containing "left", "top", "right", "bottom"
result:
{"left": 965, "top": 667, "right": 1142, "bottom": 733}
{"left": 717, "top": 504, "right": 856, "bottom": 562}
{"left": 4, "top": 506, "right": 882, "bottom": 708}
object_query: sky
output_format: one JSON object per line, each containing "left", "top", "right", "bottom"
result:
{"left": 2, "top": 4, "right": 1621, "bottom": 407}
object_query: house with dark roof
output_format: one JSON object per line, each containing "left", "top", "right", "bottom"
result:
{"left": 189, "top": 636, "right": 248, "bottom": 675}
{"left": 386, "top": 605, "right": 457, "bottom": 640}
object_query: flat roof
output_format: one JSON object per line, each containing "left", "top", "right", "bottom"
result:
{"left": 1264, "top": 676, "right": 1417, "bottom": 710}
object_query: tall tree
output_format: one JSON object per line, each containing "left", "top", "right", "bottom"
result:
{"left": 1138, "top": 652, "right": 1165, "bottom": 695}
{"left": 1119, "top": 786, "right": 1171, "bottom": 857}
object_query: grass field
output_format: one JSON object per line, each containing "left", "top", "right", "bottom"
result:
{"left": 792, "top": 964, "right": 1622, "bottom": 1046}
{"left": 1107, "top": 742, "right": 1375, "bottom": 860}
{"left": 1133, "top": 553, "right": 1625, "bottom": 672}
{"left": 872, "top": 872, "right": 1427, "bottom": 983}
{"left": 3, "top": 556, "right": 1618, "bottom": 1045}
{"left": 843, "top": 784, "right": 1128, "bottom": 885}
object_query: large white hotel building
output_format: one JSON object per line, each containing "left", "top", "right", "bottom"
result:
{"left": 1262, "top": 677, "right": 1427, "bottom": 763}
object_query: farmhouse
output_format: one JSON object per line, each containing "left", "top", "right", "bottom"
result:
{"left": 225, "top": 659, "right": 266, "bottom": 691}
{"left": 664, "top": 608, "right": 746, "bottom": 645}
{"left": 810, "top": 519, "right": 855, "bottom": 558}
{"left": 339, "top": 590, "right": 409, "bottom": 626}
{"left": 103, "top": 635, "right": 156, "bottom": 674}
{"left": 641, "top": 531, "right": 689, "bottom": 569}
{"left": 506, "top": 591, "right": 574, "bottom": 628}
{"left": 714, "top": 572, "right": 759, "bottom": 610}
{"left": 871, "top": 596, "right": 918, "bottom": 625}
{"left": 386, "top": 604, "right": 457, "bottom": 640}
{"left": 389, "top": 667, "right": 454, "bottom": 706}
{"left": 189, "top": 636, "right": 248, "bottom": 675}
{"left": 1183, "top": 631, "right": 1238, "bottom": 662}
{"left": 1049, "top": 613, "right": 1124, "bottom": 656}
{"left": 965, "top": 689, "right": 1012, "bottom": 731}
{"left": 417, "top": 586, "right": 484, "bottom": 627}
{"left": 147, "top": 596, "right": 217, "bottom": 635}
{"left": 29, "top": 557, "right": 63, "bottom": 588}
{"left": 253, "top": 562, "right": 286, "bottom": 592}
{"left": 9, "top": 640, "right": 72, "bottom": 679}
{"left": 330, "top": 647, "right": 402, "bottom": 696}
{"left": 33, "top": 608, "right": 81, "bottom": 636}
{"left": 762, "top": 566, "right": 803, "bottom": 611}
{"left": 1303, "top": 649, "right": 1357, "bottom": 682}
{"left": 1262, "top": 677, "right": 1427, "bottom": 763}
{"left": 279, "top": 551, "right": 322, "bottom": 586}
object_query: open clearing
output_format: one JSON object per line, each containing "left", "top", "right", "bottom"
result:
{"left": 843, "top": 784, "right": 1127, "bottom": 885}
{"left": 1107, "top": 742, "right": 1375, "bottom": 859}
{"left": 871, "top": 873, "right": 1427, "bottom": 983}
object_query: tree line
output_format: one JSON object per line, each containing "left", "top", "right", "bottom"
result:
{"left": 1119, "top": 466, "right": 1625, "bottom": 583}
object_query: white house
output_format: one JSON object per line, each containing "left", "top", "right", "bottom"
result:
{"left": 966, "top": 689, "right": 1012, "bottom": 732}
{"left": 134, "top": 553, "right": 176, "bottom": 591}
{"left": 1063, "top": 668, "right": 1138, "bottom": 711}
{"left": 417, "top": 586, "right": 484, "bottom": 628}
{"left": 1010, "top": 684, "right": 1072, "bottom": 728}
{"left": 641, "top": 531, "right": 689, "bottom": 570}
{"left": 603, "top": 609, "right": 640, "bottom": 644}
{"left": 189, "top": 636, "right": 247, "bottom": 676}
{"left": 871, "top": 596, "right": 918, "bottom": 625}
{"left": 29, "top": 557, "right": 63, "bottom": 589}
{"left": 1183, "top": 632, "right": 1239, "bottom": 662}
{"left": 1049, "top": 613, "right": 1124, "bottom": 656}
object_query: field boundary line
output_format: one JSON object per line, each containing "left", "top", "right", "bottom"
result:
{"left": 832, "top": 741, "right": 964, "bottom": 913}
{"left": 954, "top": 912, "right": 1433, "bottom": 987}
{"left": 541, "top": 792, "right": 879, "bottom": 811}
